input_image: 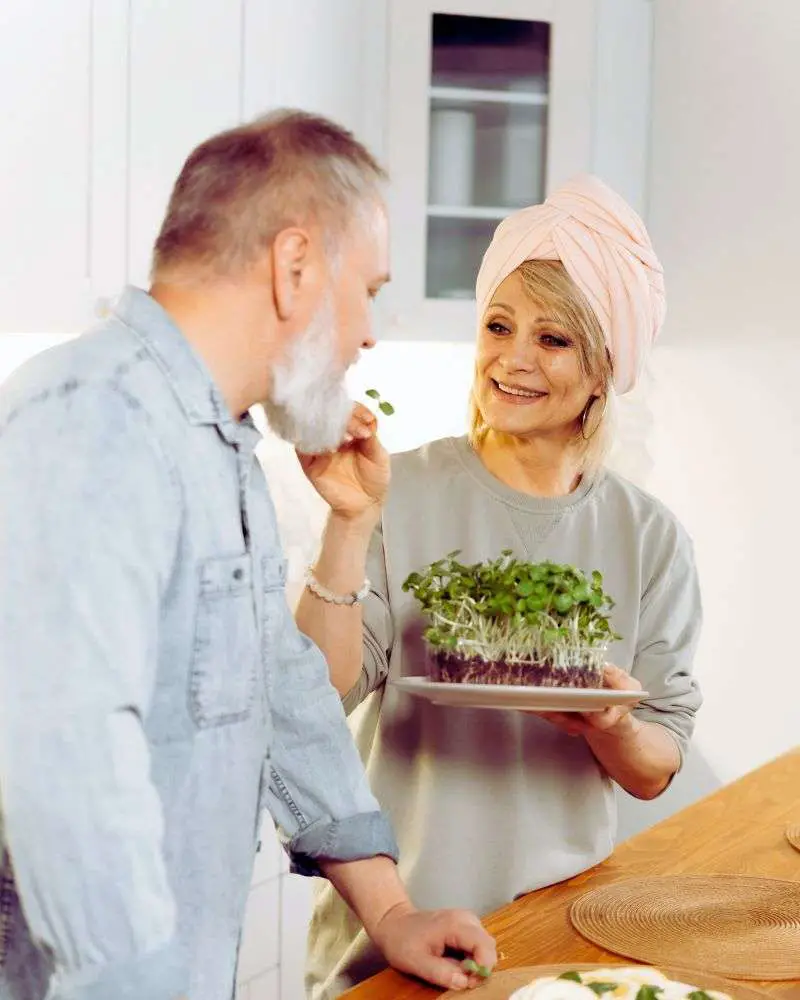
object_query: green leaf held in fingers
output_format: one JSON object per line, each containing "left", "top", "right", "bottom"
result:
{"left": 365, "top": 388, "right": 394, "bottom": 415}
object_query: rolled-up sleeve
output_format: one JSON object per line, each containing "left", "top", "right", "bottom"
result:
{"left": 342, "top": 519, "right": 394, "bottom": 715}
{"left": 264, "top": 586, "right": 398, "bottom": 877}
{"left": 631, "top": 520, "right": 704, "bottom": 767}
{"left": 0, "top": 384, "right": 187, "bottom": 999}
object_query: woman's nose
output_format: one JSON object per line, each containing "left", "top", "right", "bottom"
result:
{"left": 500, "top": 341, "right": 537, "bottom": 373}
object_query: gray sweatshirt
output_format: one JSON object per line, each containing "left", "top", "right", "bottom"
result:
{"left": 307, "top": 435, "right": 703, "bottom": 998}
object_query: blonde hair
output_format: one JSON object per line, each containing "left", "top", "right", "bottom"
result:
{"left": 152, "top": 108, "right": 387, "bottom": 281}
{"left": 468, "top": 260, "right": 615, "bottom": 475}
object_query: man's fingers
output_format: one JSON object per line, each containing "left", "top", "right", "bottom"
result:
{"left": 451, "top": 921, "right": 497, "bottom": 972}
{"left": 383, "top": 911, "right": 496, "bottom": 992}
{"left": 408, "top": 954, "right": 472, "bottom": 991}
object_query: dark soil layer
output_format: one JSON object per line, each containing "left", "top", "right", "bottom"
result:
{"left": 431, "top": 651, "right": 604, "bottom": 688}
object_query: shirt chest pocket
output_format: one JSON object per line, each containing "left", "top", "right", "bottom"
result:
{"left": 190, "top": 554, "right": 258, "bottom": 727}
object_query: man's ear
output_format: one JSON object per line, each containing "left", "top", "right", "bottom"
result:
{"left": 270, "top": 227, "right": 318, "bottom": 322}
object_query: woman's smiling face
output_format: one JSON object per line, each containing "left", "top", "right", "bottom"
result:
{"left": 473, "top": 268, "right": 602, "bottom": 442}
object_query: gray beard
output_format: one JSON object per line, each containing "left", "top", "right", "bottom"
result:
{"left": 261, "top": 293, "right": 352, "bottom": 454}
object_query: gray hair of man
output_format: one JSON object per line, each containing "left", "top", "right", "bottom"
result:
{"left": 151, "top": 107, "right": 387, "bottom": 282}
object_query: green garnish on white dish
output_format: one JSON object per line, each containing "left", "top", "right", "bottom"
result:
{"left": 510, "top": 968, "right": 731, "bottom": 1000}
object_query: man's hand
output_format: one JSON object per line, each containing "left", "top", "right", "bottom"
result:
{"left": 321, "top": 856, "right": 496, "bottom": 992}
{"left": 371, "top": 902, "right": 497, "bottom": 992}
{"left": 536, "top": 664, "right": 642, "bottom": 738}
{"left": 296, "top": 403, "right": 390, "bottom": 523}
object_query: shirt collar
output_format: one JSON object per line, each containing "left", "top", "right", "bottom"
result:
{"left": 112, "top": 286, "right": 261, "bottom": 450}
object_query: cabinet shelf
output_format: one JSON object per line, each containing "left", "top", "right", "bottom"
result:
{"left": 427, "top": 204, "right": 510, "bottom": 220}
{"left": 429, "top": 85, "right": 548, "bottom": 106}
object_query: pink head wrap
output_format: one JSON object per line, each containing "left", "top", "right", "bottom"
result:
{"left": 475, "top": 174, "right": 665, "bottom": 395}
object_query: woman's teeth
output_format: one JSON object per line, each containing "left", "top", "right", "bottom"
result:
{"left": 496, "top": 380, "right": 543, "bottom": 398}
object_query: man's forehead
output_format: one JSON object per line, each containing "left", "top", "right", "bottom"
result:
{"left": 350, "top": 204, "right": 390, "bottom": 275}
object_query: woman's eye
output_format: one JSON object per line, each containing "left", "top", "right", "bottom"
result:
{"left": 540, "top": 332, "right": 572, "bottom": 348}
{"left": 487, "top": 321, "right": 511, "bottom": 335}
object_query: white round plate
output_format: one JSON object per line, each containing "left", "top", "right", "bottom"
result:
{"left": 391, "top": 676, "right": 648, "bottom": 712}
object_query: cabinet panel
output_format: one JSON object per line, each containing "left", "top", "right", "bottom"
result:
{"left": 243, "top": 0, "right": 385, "bottom": 155}
{"left": 0, "top": 1, "right": 92, "bottom": 331}
{"left": 90, "top": 0, "right": 130, "bottom": 308}
{"left": 127, "top": 0, "right": 244, "bottom": 285}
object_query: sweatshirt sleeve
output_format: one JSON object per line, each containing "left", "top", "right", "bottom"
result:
{"left": 342, "top": 518, "right": 395, "bottom": 715}
{"left": 630, "top": 519, "right": 703, "bottom": 767}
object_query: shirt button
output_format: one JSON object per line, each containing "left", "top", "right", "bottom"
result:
{"left": 233, "top": 568, "right": 244, "bottom": 581}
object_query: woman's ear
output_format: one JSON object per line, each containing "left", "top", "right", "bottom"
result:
{"left": 588, "top": 373, "right": 607, "bottom": 400}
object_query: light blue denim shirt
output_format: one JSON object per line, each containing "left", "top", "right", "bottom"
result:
{"left": 0, "top": 288, "right": 397, "bottom": 1000}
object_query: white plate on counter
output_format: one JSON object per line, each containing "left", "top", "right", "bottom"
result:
{"left": 391, "top": 676, "right": 648, "bottom": 713}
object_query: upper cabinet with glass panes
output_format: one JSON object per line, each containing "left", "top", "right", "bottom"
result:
{"left": 380, "top": 0, "right": 654, "bottom": 341}
{"left": 426, "top": 14, "right": 550, "bottom": 300}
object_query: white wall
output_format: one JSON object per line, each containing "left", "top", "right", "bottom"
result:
{"left": 645, "top": 0, "right": 800, "bottom": 781}
{"left": 649, "top": 0, "right": 800, "bottom": 347}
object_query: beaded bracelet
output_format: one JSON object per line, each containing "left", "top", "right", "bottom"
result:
{"left": 304, "top": 568, "right": 371, "bottom": 606}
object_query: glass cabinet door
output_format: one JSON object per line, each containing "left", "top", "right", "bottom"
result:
{"left": 425, "top": 14, "right": 550, "bottom": 300}
{"left": 384, "top": 0, "right": 601, "bottom": 338}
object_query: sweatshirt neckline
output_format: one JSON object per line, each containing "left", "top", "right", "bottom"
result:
{"left": 449, "top": 436, "right": 599, "bottom": 514}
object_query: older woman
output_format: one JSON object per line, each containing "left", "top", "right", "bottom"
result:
{"left": 296, "top": 175, "right": 703, "bottom": 998}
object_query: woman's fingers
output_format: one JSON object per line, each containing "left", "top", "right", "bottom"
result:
{"left": 602, "top": 663, "right": 640, "bottom": 690}
{"left": 348, "top": 402, "right": 378, "bottom": 437}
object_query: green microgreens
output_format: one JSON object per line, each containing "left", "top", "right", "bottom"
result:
{"left": 402, "top": 550, "right": 621, "bottom": 666}
{"left": 460, "top": 958, "right": 492, "bottom": 978}
{"left": 365, "top": 388, "right": 394, "bottom": 416}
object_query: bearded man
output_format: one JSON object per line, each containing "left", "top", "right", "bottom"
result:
{"left": 0, "top": 109, "right": 495, "bottom": 1000}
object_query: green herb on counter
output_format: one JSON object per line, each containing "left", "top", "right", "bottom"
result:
{"left": 460, "top": 958, "right": 492, "bottom": 979}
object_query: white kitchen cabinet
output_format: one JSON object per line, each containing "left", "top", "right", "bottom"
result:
{"left": 379, "top": 0, "right": 654, "bottom": 341}
{"left": 0, "top": 0, "right": 387, "bottom": 334}
{"left": 1, "top": 1, "right": 94, "bottom": 332}
{"left": 0, "top": 0, "right": 135, "bottom": 333}
{"left": 126, "top": 0, "right": 246, "bottom": 286}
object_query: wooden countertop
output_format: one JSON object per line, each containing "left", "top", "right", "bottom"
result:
{"left": 343, "top": 747, "right": 800, "bottom": 1000}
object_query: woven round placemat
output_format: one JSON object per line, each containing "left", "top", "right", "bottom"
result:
{"left": 569, "top": 875, "right": 800, "bottom": 980}
{"left": 786, "top": 823, "right": 800, "bottom": 852}
{"left": 441, "top": 964, "right": 773, "bottom": 999}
